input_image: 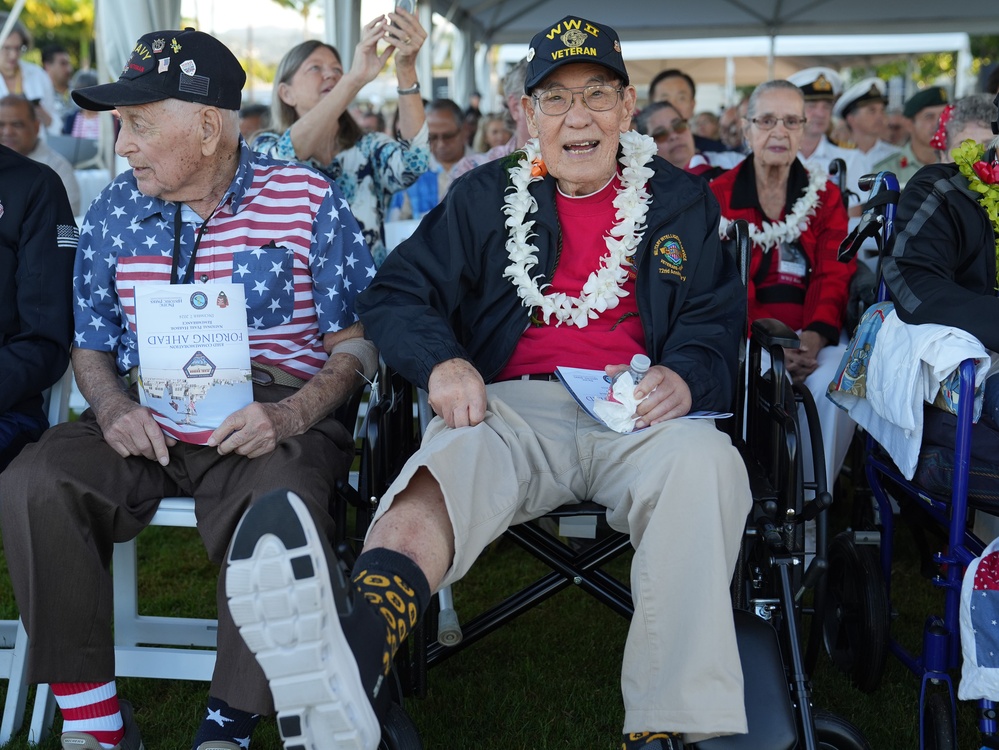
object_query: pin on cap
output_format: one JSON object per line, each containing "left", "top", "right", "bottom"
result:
{"left": 73, "top": 27, "right": 245, "bottom": 112}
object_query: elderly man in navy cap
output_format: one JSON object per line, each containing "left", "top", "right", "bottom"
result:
{"left": 875, "top": 86, "right": 950, "bottom": 187}
{"left": 834, "top": 77, "right": 900, "bottom": 214}
{"left": 225, "top": 13, "right": 751, "bottom": 750}
{"left": 0, "top": 26, "right": 377, "bottom": 750}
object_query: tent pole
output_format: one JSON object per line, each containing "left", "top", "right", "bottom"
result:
{"left": 0, "top": 0, "right": 28, "bottom": 48}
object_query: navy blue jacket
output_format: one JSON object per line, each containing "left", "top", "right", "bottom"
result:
{"left": 0, "top": 145, "right": 76, "bottom": 422}
{"left": 357, "top": 150, "right": 743, "bottom": 413}
{"left": 883, "top": 162, "right": 999, "bottom": 352}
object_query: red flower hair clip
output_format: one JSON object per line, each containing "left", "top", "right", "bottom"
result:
{"left": 930, "top": 103, "right": 954, "bottom": 151}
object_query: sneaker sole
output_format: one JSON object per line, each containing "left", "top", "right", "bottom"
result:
{"left": 225, "top": 489, "right": 379, "bottom": 750}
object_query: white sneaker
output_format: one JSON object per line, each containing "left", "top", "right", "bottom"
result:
{"left": 225, "top": 490, "right": 380, "bottom": 750}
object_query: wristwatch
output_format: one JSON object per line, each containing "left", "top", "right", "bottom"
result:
{"left": 397, "top": 82, "right": 421, "bottom": 96}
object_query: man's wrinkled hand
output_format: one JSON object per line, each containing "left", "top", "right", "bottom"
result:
{"left": 207, "top": 401, "right": 302, "bottom": 459}
{"left": 604, "top": 363, "right": 692, "bottom": 427}
{"left": 428, "top": 358, "right": 486, "bottom": 429}
{"left": 97, "top": 399, "right": 176, "bottom": 466}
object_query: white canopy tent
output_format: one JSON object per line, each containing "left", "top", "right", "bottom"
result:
{"left": 5, "top": 0, "right": 985, "bottom": 173}
{"left": 413, "top": 0, "right": 992, "bottom": 117}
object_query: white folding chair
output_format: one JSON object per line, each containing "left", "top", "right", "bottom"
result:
{"left": 23, "top": 495, "right": 215, "bottom": 741}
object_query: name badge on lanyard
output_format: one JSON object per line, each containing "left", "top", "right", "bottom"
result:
{"left": 778, "top": 240, "right": 808, "bottom": 282}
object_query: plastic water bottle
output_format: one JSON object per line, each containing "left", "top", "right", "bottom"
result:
{"left": 608, "top": 354, "right": 651, "bottom": 402}
{"left": 624, "top": 354, "right": 651, "bottom": 386}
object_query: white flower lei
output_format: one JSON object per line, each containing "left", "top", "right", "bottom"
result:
{"left": 501, "top": 129, "right": 656, "bottom": 328}
{"left": 718, "top": 162, "right": 828, "bottom": 252}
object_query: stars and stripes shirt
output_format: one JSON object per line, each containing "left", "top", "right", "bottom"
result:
{"left": 72, "top": 140, "right": 376, "bottom": 381}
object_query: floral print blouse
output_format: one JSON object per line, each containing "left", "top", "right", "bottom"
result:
{"left": 253, "top": 123, "right": 429, "bottom": 267}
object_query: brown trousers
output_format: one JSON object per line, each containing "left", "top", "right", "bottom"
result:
{"left": 0, "top": 384, "right": 353, "bottom": 715}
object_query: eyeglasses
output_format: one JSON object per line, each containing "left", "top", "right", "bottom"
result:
{"left": 0, "top": 44, "right": 26, "bottom": 56}
{"left": 533, "top": 84, "right": 623, "bottom": 116}
{"left": 749, "top": 115, "right": 807, "bottom": 130}
{"left": 651, "top": 119, "right": 689, "bottom": 142}
{"left": 429, "top": 130, "right": 462, "bottom": 144}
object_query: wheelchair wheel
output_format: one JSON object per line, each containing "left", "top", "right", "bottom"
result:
{"left": 922, "top": 691, "right": 956, "bottom": 750}
{"left": 813, "top": 708, "right": 872, "bottom": 750}
{"left": 822, "top": 532, "right": 890, "bottom": 693}
{"left": 379, "top": 702, "right": 423, "bottom": 750}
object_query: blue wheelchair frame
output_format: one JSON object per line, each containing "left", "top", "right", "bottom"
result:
{"left": 839, "top": 170, "right": 998, "bottom": 749}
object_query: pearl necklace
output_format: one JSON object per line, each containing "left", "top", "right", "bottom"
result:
{"left": 718, "top": 162, "right": 827, "bottom": 251}
{"left": 501, "top": 130, "right": 656, "bottom": 328}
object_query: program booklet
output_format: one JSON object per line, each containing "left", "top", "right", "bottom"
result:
{"left": 134, "top": 283, "right": 254, "bottom": 444}
{"left": 554, "top": 366, "right": 732, "bottom": 429}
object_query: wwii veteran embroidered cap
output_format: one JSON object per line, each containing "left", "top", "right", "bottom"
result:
{"left": 524, "top": 16, "right": 629, "bottom": 94}
{"left": 73, "top": 28, "right": 245, "bottom": 112}
{"left": 787, "top": 67, "right": 843, "bottom": 101}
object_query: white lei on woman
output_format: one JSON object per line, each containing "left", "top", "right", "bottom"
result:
{"left": 501, "top": 129, "right": 657, "bottom": 328}
{"left": 718, "top": 162, "right": 828, "bottom": 252}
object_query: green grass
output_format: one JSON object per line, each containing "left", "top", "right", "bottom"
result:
{"left": 0, "top": 501, "right": 986, "bottom": 749}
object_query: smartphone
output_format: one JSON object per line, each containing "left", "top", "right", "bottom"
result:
{"left": 395, "top": 0, "right": 415, "bottom": 15}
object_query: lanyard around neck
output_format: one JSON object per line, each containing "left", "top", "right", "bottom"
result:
{"left": 170, "top": 206, "right": 215, "bottom": 285}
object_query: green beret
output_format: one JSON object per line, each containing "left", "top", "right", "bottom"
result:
{"left": 903, "top": 87, "right": 949, "bottom": 118}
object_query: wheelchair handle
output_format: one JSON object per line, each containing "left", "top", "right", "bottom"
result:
{"left": 857, "top": 173, "right": 878, "bottom": 192}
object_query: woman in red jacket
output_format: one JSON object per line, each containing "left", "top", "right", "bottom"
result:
{"left": 710, "top": 78, "right": 855, "bottom": 507}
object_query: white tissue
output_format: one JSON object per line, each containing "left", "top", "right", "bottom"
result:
{"left": 592, "top": 372, "right": 646, "bottom": 434}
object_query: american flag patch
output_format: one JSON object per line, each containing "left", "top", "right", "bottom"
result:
{"left": 57, "top": 223, "right": 79, "bottom": 249}
{"left": 179, "top": 73, "right": 210, "bottom": 98}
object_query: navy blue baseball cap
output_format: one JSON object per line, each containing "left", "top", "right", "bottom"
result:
{"left": 524, "top": 16, "right": 629, "bottom": 94}
{"left": 73, "top": 28, "right": 245, "bottom": 112}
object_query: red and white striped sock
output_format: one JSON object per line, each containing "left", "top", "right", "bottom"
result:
{"left": 51, "top": 681, "right": 124, "bottom": 748}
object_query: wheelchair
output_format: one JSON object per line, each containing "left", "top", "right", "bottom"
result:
{"left": 336, "top": 221, "right": 870, "bottom": 749}
{"left": 827, "top": 170, "right": 999, "bottom": 749}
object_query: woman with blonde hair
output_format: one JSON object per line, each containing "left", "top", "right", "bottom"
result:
{"left": 253, "top": 8, "right": 429, "bottom": 266}
{"left": 472, "top": 112, "right": 512, "bottom": 153}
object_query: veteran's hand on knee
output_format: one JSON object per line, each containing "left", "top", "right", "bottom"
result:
{"left": 208, "top": 402, "right": 301, "bottom": 459}
{"left": 634, "top": 365, "right": 692, "bottom": 427}
{"left": 428, "top": 358, "right": 486, "bottom": 429}
{"left": 98, "top": 400, "right": 175, "bottom": 465}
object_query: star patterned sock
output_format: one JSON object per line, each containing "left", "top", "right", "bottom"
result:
{"left": 51, "top": 681, "right": 124, "bottom": 749}
{"left": 191, "top": 696, "right": 260, "bottom": 750}
{"left": 351, "top": 547, "right": 431, "bottom": 676}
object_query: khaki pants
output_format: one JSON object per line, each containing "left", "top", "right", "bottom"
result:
{"left": 0, "top": 384, "right": 354, "bottom": 715}
{"left": 370, "top": 380, "right": 751, "bottom": 736}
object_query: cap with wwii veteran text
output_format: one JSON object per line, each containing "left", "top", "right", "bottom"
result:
{"left": 73, "top": 28, "right": 245, "bottom": 112}
{"left": 524, "top": 16, "right": 629, "bottom": 94}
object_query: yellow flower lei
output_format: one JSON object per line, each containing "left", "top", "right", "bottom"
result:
{"left": 952, "top": 139, "right": 999, "bottom": 288}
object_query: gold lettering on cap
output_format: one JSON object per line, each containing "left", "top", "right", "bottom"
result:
{"left": 583, "top": 23, "right": 600, "bottom": 36}
{"left": 546, "top": 18, "right": 582, "bottom": 39}
{"left": 133, "top": 43, "right": 153, "bottom": 61}
{"left": 551, "top": 47, "right": 598, "bottom": 60}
